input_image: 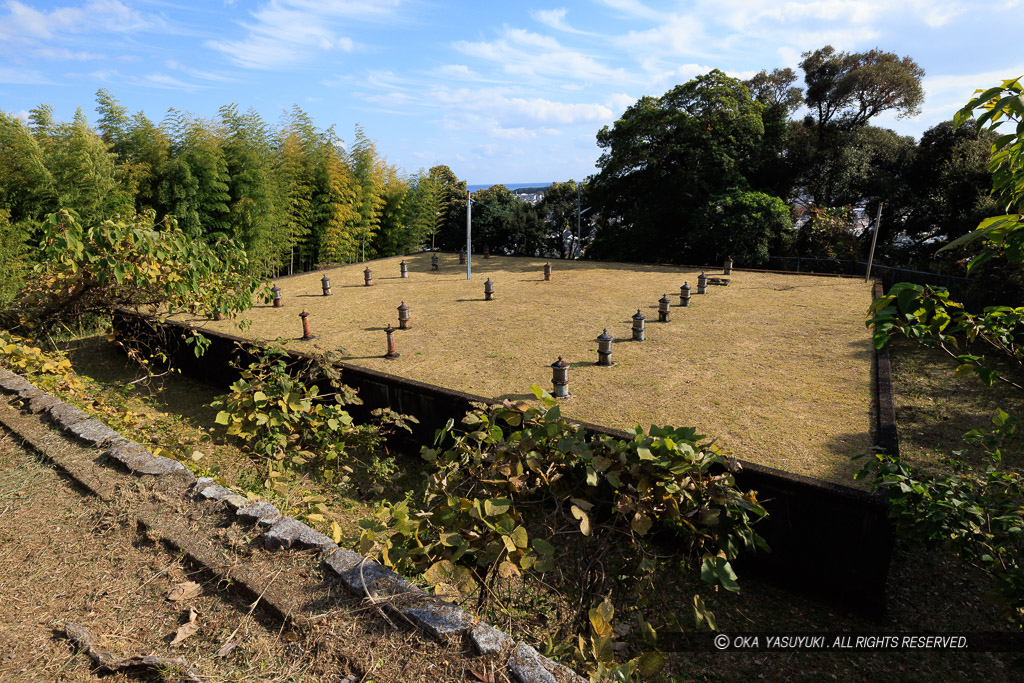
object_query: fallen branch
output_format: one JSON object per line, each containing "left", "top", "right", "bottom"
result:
{"left": 62, "top": 621, "right": 200, "bottom": 682}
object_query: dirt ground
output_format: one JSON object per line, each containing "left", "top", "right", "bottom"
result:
{"left": 181, "top": 254, "right": 875, "bottom": 484}
{"left": 0, "top": 424, "right": 497, "bottom": 683}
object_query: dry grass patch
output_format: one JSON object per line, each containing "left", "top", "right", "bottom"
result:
{"left": 189, "top": 254, "right": 875, "bottom": 485}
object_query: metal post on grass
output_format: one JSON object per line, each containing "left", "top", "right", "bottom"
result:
{"left": 272, "top": 284, "right": 282, "bottom": 307}
{"left": 321, "top": 274, "right": 332, "bottom": 296}
{"left": 431, "top": 253, "right": 439, "bottom": 271}
{"left": 544, "top": 262, "right": 552, "bottom": 281}
{"left": 484, "top": 278, "right": 494, "bottom": 301}
{"left": 299, "top": 310, "right": 315, "bottom": 341}
{"left": 551, "top": 356, "right": 570, "bottom": 397}
{"left": 384, "top": 324, "right": 400, "bottom": 359}
{"left": 364, "top": 267, "right": 373, "bottom": 286}
{"left": 865, "top": 203, "right": 884, "bottom": 283}
{"left": 400, "top": 260, "right": 408, "bottom": 278}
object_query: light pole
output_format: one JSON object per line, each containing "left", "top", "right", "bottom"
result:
{"left": 865, "top": 203, "right": 884, "bottom": 284}
{"left": 466, "top": 189, "right": 472, "bottom": 280}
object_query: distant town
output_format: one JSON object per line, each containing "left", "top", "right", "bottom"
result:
{"left": 468, "top": 183, "right": 552, "bottom": 205}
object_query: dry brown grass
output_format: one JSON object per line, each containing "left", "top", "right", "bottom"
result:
{"left": 188, "top": 253, "right": 875, "bottom": 485}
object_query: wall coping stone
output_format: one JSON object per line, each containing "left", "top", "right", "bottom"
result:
{"left": 0, "top": 369, "right": 585, "bottom": 683}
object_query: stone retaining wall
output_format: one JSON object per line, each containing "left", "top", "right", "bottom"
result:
{"left": 113, "top": 309, "right": 896, "bottom": 617}
{"left": 0, "top": 367, "right": 584, "bottom": 683}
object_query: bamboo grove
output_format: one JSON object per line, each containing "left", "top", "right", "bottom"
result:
{"left": 0, "top": 90, "right": 461, "bottom": 278}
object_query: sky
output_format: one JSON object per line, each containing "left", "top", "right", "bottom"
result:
{"left": 2, "top": 1, "right": 1023, "bottom": 185}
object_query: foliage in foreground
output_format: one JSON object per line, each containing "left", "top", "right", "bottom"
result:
{"left": 2, "top": 209, "right": 268, "bottom": 341}
{"left": 862, "top": 77, "right": 1024, "bottom": 626}
{"left": 358, "top": 386, "right": 767, "bottom": 678}
{"left": 212, "top": 345, "right": 416, "bottom": 506}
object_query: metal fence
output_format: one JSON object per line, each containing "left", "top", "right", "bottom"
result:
{"left": 766, "top": 256, "right": 970, "bottom": 292}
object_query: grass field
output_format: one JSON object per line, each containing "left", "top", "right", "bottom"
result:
{"left": 186, "top": 253, "right": 876, "bottom": 484}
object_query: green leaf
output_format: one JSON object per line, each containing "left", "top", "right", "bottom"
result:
{"left": 510, "top": 525, "right": 528, "bottom": 548}
{"left": 631, "top": 513, "right": 653, "bottom": 536}
{"left": 531, "top": 537, "right": 555, "bottom": 555}
{"left": 497, "top": 560, "right": 520, "bottom": 578}
{"left": 214, "top": 411, "right": 231, "bottom": 425}
{"left": 638, "top": 652, "right": 666, "bottom": 677}
{"left": 484, "top": 498, "right": 511, "bottom": 516}
{"left": 589, "top": 598, "right": 614, "bottom": 638}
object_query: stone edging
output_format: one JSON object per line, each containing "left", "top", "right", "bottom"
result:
{"left": 0, "top": 367, "right": 585, "bottom": 683}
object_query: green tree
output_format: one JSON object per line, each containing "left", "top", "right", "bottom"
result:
{"left": 404, "top": 172, "right": 443, "bottom": 251}
{"left": 588, "top": 70, "right": 769, "bottom": 263}
{"left": 314, "top": 137, "right": 359, "bottom": 265}
{"left": 275, "top": 110, "right": 318, "bottom": 273}
{"left": 370, "top": 162, "right": 411, "bottom": 257}
{"left": 428, "top": 164, "right": 468, "bottom": 251}
{"left": 3, "top": 209, "right": 266, "bottom": 337}
{"left": 0, "top": 110, "right": 54, "bottom": 229}
{"left": 862, "top": 77, "right": 1024, "bottom": 625}
{"left": 219, "top": 104, "right": 279, "bottom": 271}
{"left": 743, "top": 68, "right": 803, "bottom": 198}
{"left": 349, "top": 125, "right": 384, "bottom": 261}
{"left": 797, "top": 46, "right": 925, "bottom": 206}
{"left": 159, "top": 109, "right": 231, "bottom": 240}
{"left": 44, "top": 108, "right": 132, "bottom": 224}
{"left": 690, "top": 191, "right": 792, "bottom": 265}
{"left": 876, "top": 121, "right": 998, "bottom": 268}
{"left": 0, "top": 209, "right": 29, "bottom": 304}
{"left": 537, "top": 180, "right": 587, "bottom": 258}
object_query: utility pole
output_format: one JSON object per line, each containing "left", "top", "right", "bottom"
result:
{"left": 865, "top": 203, "right": 884, "bottom": 283}
{"left": 466, "top": 189, "right": 472, "bottom": 280}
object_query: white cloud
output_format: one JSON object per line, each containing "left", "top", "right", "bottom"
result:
{"left": 605, "top": 92, "right": 636, "bottom": 114}
{"left": 453, "top": 26, "right": 631, "bottom": 84}
{"left": 595, "top": 0, "right": 665, "bottom": 22}
{"left": 164, "top": 59, "right": 234, "bottom": 83}
{"left": 436, "top": 64, "right": 480, "bottom": 79}
{"left": 0, "top": 66, "right": 56, "bottom": 84}
{"left": 531, "top": 8, "right": 594, "bottom": 35}
{"left": 0, "top": 0, "right": 158, "bottom": 41}
{"left": 207, "top": 0, "right": 397, "bottom": 69}
{"left": 32, "top": 47, "right": 105, "bottom": 61}
{"left": 615, "top": 14, "right": 706, "bottom": 60}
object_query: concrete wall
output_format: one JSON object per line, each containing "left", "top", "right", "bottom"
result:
{"left": 114, "top": 308, "right": 895, "bottom": 618}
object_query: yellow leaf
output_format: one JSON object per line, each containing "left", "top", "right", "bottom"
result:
{"left": 331, "top": 521, "right": 342, "bottom": 544}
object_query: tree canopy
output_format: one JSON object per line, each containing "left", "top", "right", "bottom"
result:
{"left": 588, "top": 69, "right": 785, "bottom": 265}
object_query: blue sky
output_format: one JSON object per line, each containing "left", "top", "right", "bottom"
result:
{"left": 2, "top": 1, "right": 1022, "bottom": 185}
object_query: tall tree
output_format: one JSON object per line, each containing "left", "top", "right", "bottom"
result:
{"left": 0, "top": 111, "right": 54, "bottom": 228}
{"left": 797, "top": 46, "right": 925, "bottom": 206}
{"left": 159, "top": 109, "right": 231, "bottom": 240}
{"left": 427, "top": 164, "right": 468, "bottom": 251}
{"left": 45, "top": 108, "right": 131, "bottom": 224}
{"left": 404, "top": 172, "right": 444, "bottom": 251}
{"left": 349, "top": 125, "right": 384, "bottom": 261}
{"left": 371, "top": 163, "right": 412, "bottom": 257}
{"left": 588, "top": 69, "right": 769, "bottom": 262}
{"left": 536, "top": 180, "right": 586, "bottom": 258}
{"left": 219, "top": 104, "right": 279, "bottom": 271}
{"left": 314, "top": 135, "right": 359, "bottom": 265}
